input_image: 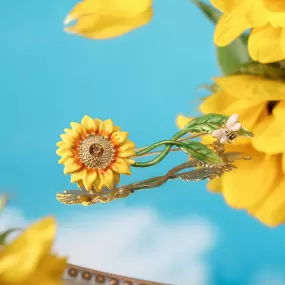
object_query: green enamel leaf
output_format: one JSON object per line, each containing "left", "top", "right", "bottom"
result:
{"left": 0, "top": 228, "right": 21, "bottom": 245}
{"left": 237, "top": 128, "right": 254, "bottom": 138}
{"left": 185, "top": 113, "right": 228, "bottom": 133}
{"left": 181, "top": 141, "right": 224, "bottom": 165}
{"left": 185, "top": 113, "right": 254, "bottom": 138}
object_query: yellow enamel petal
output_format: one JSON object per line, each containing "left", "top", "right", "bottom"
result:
{"left": 125, "top": 158, "right": 136, "bottom": 165}
{"left": 71, "top": 170, "right": 84, "bottom": 183}
{"left": 214, "top": 6, "right": 249, "bottom": 46}
{"left": 64, "top": 159, "right": 82, "bottom": 174}
{"left": 58, "top": 156, "right": 71, "bottom": 165}
{"left": 94, "top": 118, "right": 102, "bottom": 131}
{"left": 93, "top": 172, "right": 105, "bottom": 192}
{"left": 222, "top": 148, "right": 279, "bottom": 209}
{"left": 176, "top": 115, "right": 192, "bottom": 129}
{"left": 113, "top": 172, "right": 120, "bottom": 185}
{"left": 113, "top": 125, "right": 120, "bottom": 132}
{"left": 64, "top": 128, "right": 73, "bottom": 134}
{"left": 101, "top": 169, "right": 115, "bottom": 189}
{"left": 81, "top": 115, "right": 95, "bottom": 131}
{"left": 119, "top": 140, "right": 136, "bottom": 152}
{"left": 111, "top": 131, "right": 128, "bottom": 145}
{"left": 56, "top": 141, "right": 65, "bottom": 147}
{"left": 248, "top": 25, "right": 285, "bottom": 63}
{"left": 56, "top": 146, "right": 73, "bottom": 156}
{"left": 248, "top": 169, "right": 285, "bottom": 227}
{"left": 207, "top": 177, "right": 223, "bottom": 193}
{"left": 99, "top": 119, "right": 114, "bottom": 136}
{"left": 60, "top": 133, "right": 77, "bottom": 145}
{"left": 70, "top": 122, "right": 84, "bottom": 134}
{"left": 111, "top": 158, "right": 132, "bottom": 175}
{"left": 66, "top": 8, "right": 153, "bottom": 40}
{"left": 118, "top": 149, "right": 136, "bottom": 158}
{"left": 77, "top": 180, "right": 84, "bottom": 189}
{"left": 83, "top": 170, "right": 97, "bottom": 191}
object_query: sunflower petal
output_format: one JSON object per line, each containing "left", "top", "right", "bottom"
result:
{"left": 214, "top": 5, "right": 249, "bottom": 46}
{"left": 119, "top": 140, "right": 136, "bottom": 152}
{"left": 248, "top": 25, "right": 285, "bottom": 63}
{"left": 70, "top": 122, "right": 84, "bottom": 134}
{"left": 93, "top": 172, "right": 105, "bottom": 192}
{"left": 248, "top": 171, "right": 285, "bottom": 227}
{"left": 101, "top": 169, "right": 115, "bottom": 189}
{"left": 81, "top": 115, "right": 96, "bottom": 132}
{"left": 214, "top": 75, "right": 285, "bottom": 101}
{"left": 176, "top": 115, "right": 192, "bottom": 129}
{"left": 71, "top": 170, "right": 84, "bottom": 183}
{"left": 210, "top": 0, "right": 240, "bottom": 13}
{"left": 83, "top": 170, "right": 97, "bottom": 191}
{"left": 118, "top": 149, "right": 136, "bottom": 158}
{"left": 111, "top": 131, "right": 128, "bottom": 145}
{"left": 199, "top": 91, "right": 235, "bottom": 114}
{"left": 252, "top": 116, "right": 285, "bottom": 154}
{"left": 222, "top": 148, "right": 279, "bottom": 209}
{"left": 111, "top": 158, "right": 132, "bottom": 175}
{"left": 60, "top": 133, "right": 77, "bottom": 145}
{"left": 99, "top": 119, "right": 114, "bottom": 137}
{"left": 207, "top": 177, "right": 223, "bottom": 193}
{"left": 56, "top": 146, "right": 73, "bottom": 156}
{"left": 65, "top": 7, "right": 153, "bottom": 40}
{"left": 64, "top": 159, "right": 82, "bottom": 174}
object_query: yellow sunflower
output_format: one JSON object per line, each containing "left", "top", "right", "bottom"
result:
{"left": 211, "top": 0, "right": 285, "bottom": 63}
{"left": 177, "top": 74, "right": 285, "bottom": 227}
{"left": 0, "top": 217, "right": 66, "bottom": 285}
{"left": 64, "top": 0, "right": 153, "bottom": 39}
{"left": 56, "top": 115, "right": 136, "bottom": 192}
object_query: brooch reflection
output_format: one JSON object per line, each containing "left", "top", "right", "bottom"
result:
{"left": 56, "top": 113, "right": 253, "bottom": 206}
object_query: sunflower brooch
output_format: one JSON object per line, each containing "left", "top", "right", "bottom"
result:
{"left": 56, "top": 113, "right": 254, "bottom": 206}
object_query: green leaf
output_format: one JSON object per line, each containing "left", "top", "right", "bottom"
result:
{"left": 216, "top": 36, "right": 250, "bottom": 75}
{"left": 185, "top": 113, "right": 254, "bottom": 138}
{"left": 181, "top": 141, "right": 224, "bottom": 164}
{"left": 192, "top": 0, "right": 221, "bottom": 24}
{"left": 0, "top": 228, "right": 21, "bottom": 245}
{"left": 185, "top": 113, "right": 228, "bottom": 133}
{"left": 237, "top": 128, "right": 254, "bottom": 138}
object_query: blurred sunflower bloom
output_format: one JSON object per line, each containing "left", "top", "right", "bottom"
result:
{"left": 211, "top": 0, "right": 285, "bottom": 63}
{"left": 56, "top": 115, "right": 136, "bottom": 192}
{"left": 64, "top": 0, "right": 153, "bottom": 39}
{"left": 177, "top": 75, "right": 285, "bottom": 227}
{"left": 0, "top": 217, "right": 66, "bottom": 285}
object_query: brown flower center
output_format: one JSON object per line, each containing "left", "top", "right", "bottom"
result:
{"left": 267, "top": 101, "right": 279, "bottom": 115}
{"left": 89, "top": 143, "right": 104, "bottom": 158}
{"left": 78, "top": 135, "right": 115, "bottom": 169}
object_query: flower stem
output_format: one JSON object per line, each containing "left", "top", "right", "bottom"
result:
{"left": 132, "top": 129, "right": 189, "bottom": 167}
